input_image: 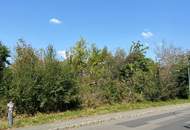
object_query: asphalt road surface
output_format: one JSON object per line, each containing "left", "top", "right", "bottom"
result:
{"left": 70, "top": 107, "right": 190, "bottom": 130}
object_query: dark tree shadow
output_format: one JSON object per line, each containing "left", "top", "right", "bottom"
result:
{"left": 184, "top": 125, "right": 190, "bottom": 129}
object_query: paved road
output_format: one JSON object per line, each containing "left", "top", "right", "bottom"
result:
{"left": 70, "top": 107, "right": 190, "bottom": 130}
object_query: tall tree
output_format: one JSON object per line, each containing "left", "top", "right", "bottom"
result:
{"left": 120, "top": 41, "right": 159, "bottom": 101}
{"left": 155, "top": 43, "right": 185, "bottom": 99}
{"left": 10, "top": 40, "right": 41, "bottom": 114}
{"left": 0, "top": 42, "right": 10, "bottom": 80}
{"left": 0, "top": 42, "right": 10, "bottom": 117}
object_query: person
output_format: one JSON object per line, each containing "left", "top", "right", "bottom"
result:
{"left": 7, "top": 100, "right": 14, "bottom": 128}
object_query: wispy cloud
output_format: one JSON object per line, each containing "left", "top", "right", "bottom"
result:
{"left": 141, "top": 31, "right": 154, "bottom": 39}
{"left": 57, "top": 50, "right": 67, "bottom": 59}
{"left": 49, "top": 18, "right": 62, "bottom": 24}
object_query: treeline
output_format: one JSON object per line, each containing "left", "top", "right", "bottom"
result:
{"left": 0, "top": 39, "right": 190, "bottom": 116}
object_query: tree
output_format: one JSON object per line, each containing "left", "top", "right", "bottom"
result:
{"left": 120, "top": 41, "right": 159, "bottom": 101}
{"left": 2, "top": 38, "right": 189, "bottom": 116}
{"left": 156, "top": 43, "right": 176, "bottom": 99}
{"left": 0, "top": 42, "right": 10, "bottom": 117}
{"left": 0, "top": 42, "right": 10, "bottom": 71}
{"left": 39, "top": 45, "right": 79, "bottom": 112}
{"left": 10, "top": 40, "right": 41, "bottom": 114}
{"left": 155, "top": 43, "right": 188, "bottom": 99}
{"left": 9, "top": 41, "right": 80, "bottom": 114}
{"left": 0, "top": 42, "right": 10, "bottom": 84}
{"left": 171, "top": 53, "right": 190, "bottom": 99}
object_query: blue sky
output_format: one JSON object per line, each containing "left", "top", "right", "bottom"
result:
{"left": 0, "top": 0, "right": 190, "bottom": 59}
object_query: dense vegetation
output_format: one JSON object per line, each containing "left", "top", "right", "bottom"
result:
{"left": 0, "top": 39, "right": 190, "bottom": 117}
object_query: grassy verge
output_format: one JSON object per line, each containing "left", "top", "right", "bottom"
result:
{"left": 0, "top": 99, "right": 190, "bottom": 130}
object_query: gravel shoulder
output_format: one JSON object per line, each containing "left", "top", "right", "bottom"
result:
{"left": 13, "top": 103, "right": 190, "bottom": 130}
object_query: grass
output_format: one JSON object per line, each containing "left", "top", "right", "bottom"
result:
{"left": 0, "top": 99, "right": 190, "bottom": 130}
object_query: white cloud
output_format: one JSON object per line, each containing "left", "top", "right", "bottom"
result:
{"left": 141, "top": 31, "right": 154, "bottom": 39}
{"left": 49, "top": 18, "right": 62, "bottom": 24}
{"left": 57, "top": 50, "right": 67, "bottom": 59}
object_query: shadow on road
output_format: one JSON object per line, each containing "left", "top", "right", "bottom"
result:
{"left": 184, "top": 125, "right": 190, "bottom": 129}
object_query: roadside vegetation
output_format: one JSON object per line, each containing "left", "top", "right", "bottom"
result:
{"left": 0, "top": 39, "right": 190, "bottom": 129}
{"left": 0, "top": 99, "right": 190, "bottom": 129}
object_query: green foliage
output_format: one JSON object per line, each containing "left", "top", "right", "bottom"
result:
{"left": 171, "top": 54, "right": 190, "bottom": 99}
{"left": 0, "top": 42, "right": 10, "bottom": 92}
{"left": 156, "top": 44, "right": 189, "bottom": 100}
{"left": 38, "top": 45, "right": 79, "bottom": 112}
{"left": 119, "top": 41, "right": 159, "bottom": 101}
{"left": 6, "top": 41, "right": 79, "bottom": 114}
{"left": 9, "top": 41, "right": 41, "bottom": 114}
{"left": 0, "top": 42, "right": 10, "bottom": 117}
{"left": 0, "top": 42, "right": 10, "bottom": 73}
{"left": 0, "top": 38, "right": 190, "bottom": 117}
